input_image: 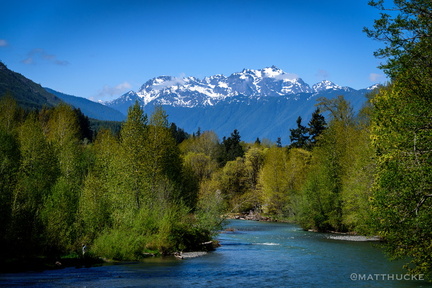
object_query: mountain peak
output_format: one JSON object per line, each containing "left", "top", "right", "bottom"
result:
{"left": 312, "top": 80, "right": 343, "bottom": 93}
{"left": 366, "top": 83, "right": 381, "bottom": 90}
{"left": 106, "top": 67, "right": 366, "bottom": 109}
{"left": 103, "top": 66, "right": 371, "bottom": 143}
{"left": 126, "top": 67, "right": 316, "bottom": 107}
{"left": 261, "top": 66, "right": 284, "bottom": 78}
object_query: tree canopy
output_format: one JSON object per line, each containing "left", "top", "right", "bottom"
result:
{"left": 365, "top": 0, "right": 432, "bottom": 277}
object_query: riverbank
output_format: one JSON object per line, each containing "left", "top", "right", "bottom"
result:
{"left": 327, "top": 235, "right": 381, "bottom": 241}
{"left": 0, "top": 254, "right": 104, "bottom": 273}
{"left": 225, "top": 211, "right": 290, "bottom": 222}
{"left": 1, "top": 240, "right": 220, "bottom": 273}
{"left": 225, "top": 212, "right": 383, "bottom": 242}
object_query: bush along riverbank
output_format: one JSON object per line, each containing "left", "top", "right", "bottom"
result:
{"left": 0, "top": 252, "right": 104, "bottom": 273}
{"left": 1, "top": 238, "right": 222, "bottom": 273}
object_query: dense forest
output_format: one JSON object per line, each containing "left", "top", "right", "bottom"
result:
{"left": 0, "top": 0, "right": 431, "bottom": 278}
{"left": 0, "top": 100, "right": 226, "bottom": 265}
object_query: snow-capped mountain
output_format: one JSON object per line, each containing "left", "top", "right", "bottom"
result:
{"left": 312, "top": 80, "right": 352, "bottom": 93}
{"left": 107, "top": 66, "right": 347, "bottom": 110}
{"left": 105, "top": 66, "right": 377, "bottom": 143}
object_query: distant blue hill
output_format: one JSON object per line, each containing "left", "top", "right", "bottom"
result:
{"left": 44, "top": 88, "right": 126, "bottom": 122}
{"left": 145, "top": 89, "right": 371, "bottom": 145}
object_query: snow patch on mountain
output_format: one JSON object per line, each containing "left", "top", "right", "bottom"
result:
{"left": 312, "top": 80, "right": 344, "bottom": 93}
{"left": 366, "top": 83, "right": 381, "bottom": 90}
{"left": 105, "top": 67, "right": 371, "bottom": 110}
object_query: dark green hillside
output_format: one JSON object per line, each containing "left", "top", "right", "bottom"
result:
{"left": 0, "top": 62, "right": 62, "bottom": 109}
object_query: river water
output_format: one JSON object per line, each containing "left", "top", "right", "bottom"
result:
{"left": 1, "top": 220, "right": 430, "bottom": 287}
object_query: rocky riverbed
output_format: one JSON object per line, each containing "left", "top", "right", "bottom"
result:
{"left": 327, "top": 235, "right": 382, "bottom": 242}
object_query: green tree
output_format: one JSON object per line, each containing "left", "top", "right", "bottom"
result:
{"left": 289, "top": 116, "right": 309, "bottom": 149}
{"left": 219, "top": 157, "right": 248, "bottom": 211}
{"left": 42, "top": 104, "right": 84, "bottom": 253}
{"left": 0, "top": 129, "right": 20, "bottom": 251}
{"left": 78, "top": 171, "right": 112, "bottom": 243}
{"left": 297, "top": 96, "right": 355, "bottom": 232}
{"left": 364, "top": 0, "right": 432, "bottom": 79}
{"left": 307, "top": 108, "right": 327, "bottom": 147}
{"left": 179, "top": 130, "right": 220, "bottom": 161}
{"left": 120, "top": 101, "right": 149, "bottom": 210}
{"left": 12, "top": 115, "right": 59, "bottom": 255}
{"left": 221, "top": 129, "right": 244, "bottom": 164}
{"left": 365, "top": 0, "right": 432, "bottom": 277}
{"left": 0, "top": 94, "right": 24, "bottom": 132}
{"left": 45, "top": 104, "right": 82, "bottom": 180}
{"left": 74, "top": 108, "right": 93, "bottom": 142}
{"left": 230, "top": 145, "right": 266, "bottom": 213}
{"left": 147, "top": 106, "right": 184, "bottom": 203}
{"left": 244, "top": 146, "right": 266, "bottom": 190}
{"left": 183, "top": 152, "right": 218, "bottom": 183}
{"left": 340, "top": 121, "right": 375, "bottom": 233}
{"left": 371, "top": 83, "right": 432, "bottom": 276}
{"left": 317, "top": 95, "right": 354, "bottom": 124}
{"left": 259, "top": 147, "right": 291, "bottom": 216}
{"left": 170, "top": 122, "right": 189, "bottom": 144}
{"left": 179, "top": 130, "right": 221, "bottom": 210}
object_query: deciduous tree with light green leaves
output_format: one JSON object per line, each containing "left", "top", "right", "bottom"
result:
{"left": 13, "top": 115, "right": 59, "bottom": 255}
{"left": 146, "top": 106, "right": 184, "bottom": 206}
{"left": 296, "top": 96, "right": 356, "bottom": 232}
{"left": 365, "top": 0, "right": 432, "bottom": 277}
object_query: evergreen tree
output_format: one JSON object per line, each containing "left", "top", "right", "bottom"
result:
{"left": 221, "top": 129, "right": 244, "bottom": 164}
{"left": 307, "top": 108, "right": 327, "bottom": 146}
{"left": 74, "top": 108, "right": 93, "bottom": 142}
{"left": 169, "top": 122, "right": 189, "bottom": 144}
{"left": 289, "top": 116, "right": 309, "bottom": 149}
{"left": 276, "top": 137, "right": 282, "bottom": 148}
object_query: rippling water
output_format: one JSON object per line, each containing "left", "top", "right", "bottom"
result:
{"left": 1, "top": 220, "right": 430, "bottom": 287}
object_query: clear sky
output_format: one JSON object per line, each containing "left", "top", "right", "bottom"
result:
{"left": 0, "top": 0, "right": 387, "bottom": 101}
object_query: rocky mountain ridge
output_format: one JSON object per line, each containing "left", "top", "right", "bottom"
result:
{"left": 106, "top": 66, "right": 373, "bottom": 112}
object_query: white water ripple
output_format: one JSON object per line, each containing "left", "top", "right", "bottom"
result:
{"left": 255, "top": 242, "right": 280, "bottom": 246}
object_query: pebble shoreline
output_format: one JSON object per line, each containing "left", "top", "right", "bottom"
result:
{"left": 327, "top": 235, "right": 381, "bottom": 242}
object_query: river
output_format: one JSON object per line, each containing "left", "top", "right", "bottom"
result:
{"left": 1, "top": 220, "right": 430, "bottom": 287}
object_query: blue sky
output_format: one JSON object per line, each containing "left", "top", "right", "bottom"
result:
{"left": 1, "top": 0, "right": 386, "bottom": 101}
